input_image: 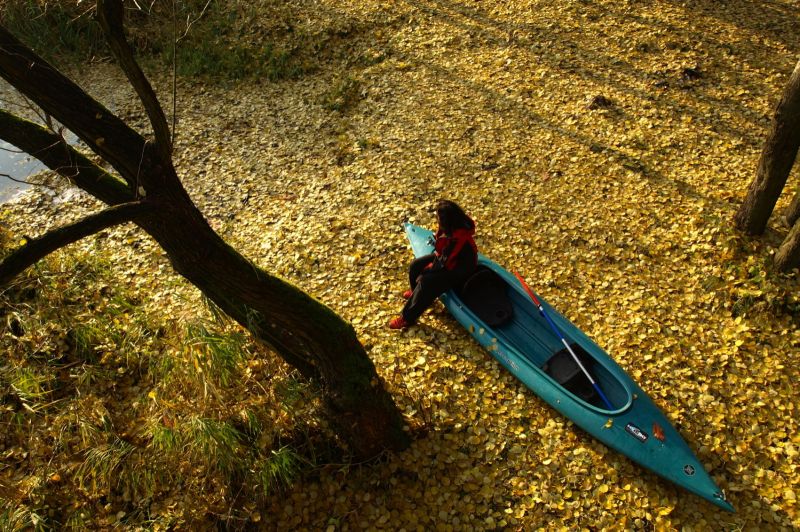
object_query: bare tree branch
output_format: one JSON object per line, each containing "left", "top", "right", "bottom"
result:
{"left": 178, "top": 0, "right": 213, "bottom": 42}
{"left": 0, "top": 201, "right": 151, "bottom": 286}
{"left": 97, "top": 0, "right": 172, "bottom": 158}
{"left": 0, "top": 109, "right": 133, "bottom": 205}
{"left": 171, "top": 0, "right": 178, "bottom": 148}
{"left": 0, "top": 172, "right": 58, "bottom": 192}
{"left": 70, "top": 3, "right": 98, "bottom": 25}
{"left": 160, "top": 0, "right": 213, "bottom": 149}
{"left": 0, "top": 23, "right": 150, "bottom": 188}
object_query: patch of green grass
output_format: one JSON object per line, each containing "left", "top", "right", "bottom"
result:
{"left": 9, "top": 367, "right": 51, "bottom": 407}
{"left": 1, "top": 0, "right": 106, "bottom": 62}
{"left": 243, "top": 408, "right": 263, "bottom": 438}
{"left": 185, "top": 416, "right": 244, "bottom": 475}
{"left": 0, "top": 503, "right": 46, "bottom": 532}
{"left": 321, "top": 75, "right": 362, "bottom": 112}
{"left": 73, "top": 431, "right": 160, "bottom": 503}
{"left": 172, "top": 38, "right": 304, "bottom": 81}
{"left": 124, "top": 466, "right": 158, "bottom": 501}
{"left": 31, "top": 250, "right": 160, "bottom": 368}
{"left": 0, "top": 212, "right": 326, "bottom": 527}
{"left": 75, "top": 436, "right": 136, "bottom": 491}
{"left": 64, "top": 508, "right": 91, "bottom": 530}
{"left": 65, "top": 406, "right": 166, "bottom": 504}
{"left": 201, "top": 294, "right": 230, "bottom": 325}
{"left": 275, "top": 375, "right": 312, "bottom": 414}
{"left": 72, "top": 411, "right": 102, "bottom": 447}
{"left": 68, "top": 324, "right": 103, "bottom": 363}
{"left": 256, "top": 445, "right": 303, "bottom": 495}
{"left": 146, "top": 348, "right": 175, "bottom": 384}
{"left": 185, "top": 322, "right": 248, "bottom": 387}
{"left": 147, "top": 0, "right": 310, "bottom": 81}
{"left": 117, "top": 506, "right": 178, "bottom": 530}
{"left": 3, "top": 0, "right": 311, "bottom": 82}
{"left": 150, "top": 422, "right": 180, "bottom": 454}
{"left": 73, "top": 364, "right": 114, "bottom": 394}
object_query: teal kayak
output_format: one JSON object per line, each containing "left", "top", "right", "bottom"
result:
{"left": 404, "top": 223, "right": 733, "bottom": 512}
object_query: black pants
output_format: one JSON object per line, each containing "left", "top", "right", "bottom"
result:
{"left": 401, "top": 254, "right": 475, "bottom": 324}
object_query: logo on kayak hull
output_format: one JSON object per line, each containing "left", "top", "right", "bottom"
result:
{"left": 625, "top": 423, "right": 648, "bottom": 442}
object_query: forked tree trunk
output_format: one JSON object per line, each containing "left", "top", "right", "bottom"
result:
{"left": 0, "top": 11, "right": 409, "bottom": 459}
{"left": 734, "top": 59, "right": 800, "bottom": 235}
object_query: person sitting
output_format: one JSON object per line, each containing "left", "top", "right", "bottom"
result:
{"left": 389, "top": 200, "right": 478, "bottom": 329}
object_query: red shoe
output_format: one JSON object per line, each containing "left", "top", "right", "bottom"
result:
{"left": 402, "top": 289, "right": 413, "bottom": 299}
{"left": 389, "top": 316, "right": 409, "bottom": 329}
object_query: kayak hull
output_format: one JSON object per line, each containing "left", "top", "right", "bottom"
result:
{"left": 403, "top": 223, "right": 733, "bottom": 512}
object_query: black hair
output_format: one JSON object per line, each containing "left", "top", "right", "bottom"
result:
{"left": 435, "top": 199, "right": 473, "bottom": 234}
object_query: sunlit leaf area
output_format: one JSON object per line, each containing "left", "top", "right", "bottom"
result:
{"left": 1, "top": 0, "right": 799, "bottom": 529}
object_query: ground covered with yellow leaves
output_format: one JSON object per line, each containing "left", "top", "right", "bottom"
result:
{"left": 2, "top": 0, "right": 800, "bottom": 529}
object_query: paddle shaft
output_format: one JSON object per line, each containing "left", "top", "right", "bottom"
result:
{"left": 513, "top": 272, "right": 614, "bottom": 410}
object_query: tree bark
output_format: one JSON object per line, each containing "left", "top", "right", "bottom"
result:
{"left": 96, "top": 0, "right": 172, "bottom": 158}
{"left": 785, "top": 189, "right": 800, "bottom": 227}
{"left": 0, "top": 17, "right": 410, "bottom": 458}
{"left": 0, "top": 201, "right": 148, "bottom": 286}
{"left": 0, "top": 111, "right": 133, "bottom": 205}
{"left": 775, "top": 218, "right": 800, "bottom": 272}
{"left": 734, "top": 59, "right": 800, "bottom": 235}
{"left": 135, "top": 192, "right": 410, "bottom": 456}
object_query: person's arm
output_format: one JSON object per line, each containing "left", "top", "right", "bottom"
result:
{"left": 432, "top": 236, "right": 457, "bottom": 270}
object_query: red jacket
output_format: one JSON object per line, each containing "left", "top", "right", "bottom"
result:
{"left": 434, "top": 223, "right": 477, "bottom": 271}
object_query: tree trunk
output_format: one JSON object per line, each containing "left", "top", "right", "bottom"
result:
{"left": 135, "top": 174, "right": 409, "bottom": 458}
{"left": 0, "top": 20, "right": 410, "bottom": 459}
{"left": 734, "top": 59, "right": 800, "bottom": 235}
{"left": 775, "top": 218, "right": 800, "bottom": 272}
{"left": 785, "top": 189, "right": 800, "bottom": 227}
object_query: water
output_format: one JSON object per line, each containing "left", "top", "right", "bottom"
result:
{"left": 1, "top": 75, "right": 121, "bottom": 203}
{"left": 0, "top": 139, "right": 47, "bottom": 203}
{"left": 1, "top": 127, "right": 83, "bottom": 203}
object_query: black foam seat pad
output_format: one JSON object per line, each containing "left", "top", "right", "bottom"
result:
{"left": 458, "top": 267, "right": 514, "bottom": 327}
{"left": 542, "top": 343, "right": 598, "bottom": 402}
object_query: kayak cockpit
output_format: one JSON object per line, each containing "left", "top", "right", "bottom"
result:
{"left": 454, "top": 263, "right": 632, "bottom": 413}
{"left": 537, "top": 341, "right": 631, "bottom": 412}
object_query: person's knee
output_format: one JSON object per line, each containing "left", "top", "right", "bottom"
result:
{"left": 417, "top": 273, "right": 435, "bottom": 287}
{"left": 418, "top": 274, "right": 449, "bottom": 296}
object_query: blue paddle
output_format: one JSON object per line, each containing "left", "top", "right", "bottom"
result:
{"left": 514, "top": 272, "right": 614, "bottom": 410}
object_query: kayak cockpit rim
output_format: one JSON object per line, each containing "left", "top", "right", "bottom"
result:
{"left": 451, "top": 259, "right": 635, "bottom": 416}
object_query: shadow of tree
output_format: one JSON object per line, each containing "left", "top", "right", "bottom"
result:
{"left": 662, "top": 0, "right": 800, "bottom": 53}
{"left": 388, "top": 1, "right": 739, "bottom": 211}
